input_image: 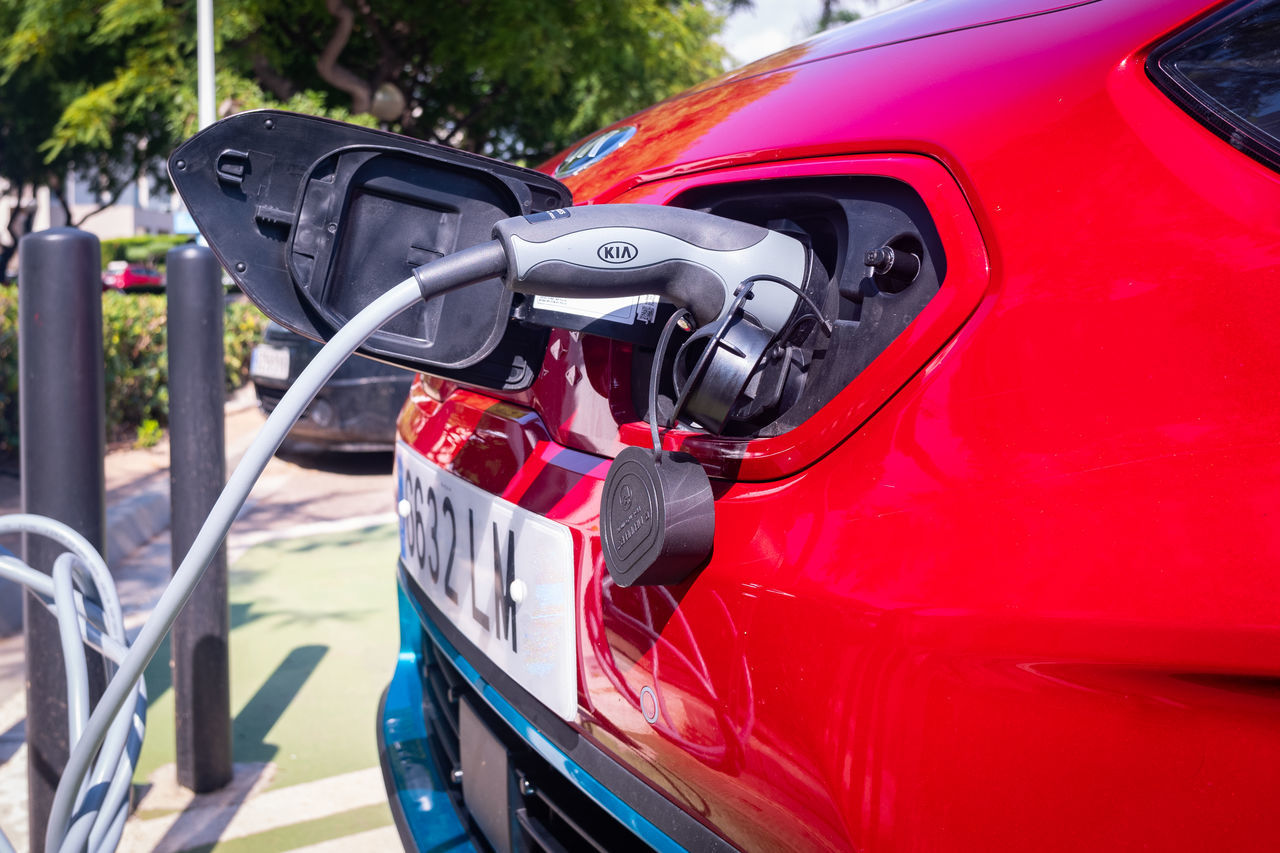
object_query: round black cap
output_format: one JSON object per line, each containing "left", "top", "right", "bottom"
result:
{"left": 600, "top": 447, "right": 715, "bottom": 586}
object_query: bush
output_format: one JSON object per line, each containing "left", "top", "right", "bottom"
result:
{"left": 100, "top": 235, "right": 192, "bottom": 268}
{"left": 224, "top": 300, "right": 266, "bottom": 390}
{"left": 102, "top": 293, "right": 169, "bottom": 442}
{"left": 0, "top": 290, "right": 266, "bottom": 457}
{"left": 0, "top": 289, "right": 16, "bottom": 455}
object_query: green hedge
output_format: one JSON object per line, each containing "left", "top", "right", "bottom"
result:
{"left": 0, "top": 291, "right": 15, "bottom": 455}
{"left": 0, "top": 288, "right": 266, "bottom": 456}
{"left": 100, "top": 235, "right": 192, "bottom": 268}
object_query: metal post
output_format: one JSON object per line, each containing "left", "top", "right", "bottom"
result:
{"left": 18, "top": 228, "right": 106, "bottom": 853}
{"left": 197, "top": 0, "right": 215, "bottom": 131}
{"left": 166, "top": 244, "right": 232, "bottom": 792}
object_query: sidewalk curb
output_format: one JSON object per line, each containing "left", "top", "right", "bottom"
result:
{"left": 104, "top": 386, "right": 256, "bottom": 569}
{"left": 105, "top": 489, "right": 171, "bottom": 568}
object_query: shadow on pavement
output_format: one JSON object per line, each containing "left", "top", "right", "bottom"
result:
{"left": 145, "top": 644, "right": 329, "bottom": 853}
{"left": 142, "top": 602, "right": 275, "bottom": 709}
{"left": 234, "top": 644, "right": 328, "bottom": 765}
{"left": 0, "top": 717, "right": 23, "bottom": 766}
{"left": 274, "top": 449, "right": 394, "bottom": 477}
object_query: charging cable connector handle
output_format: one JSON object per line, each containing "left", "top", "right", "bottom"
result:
{"left": 492, "top": 204, "right": 810, "bottom": 333}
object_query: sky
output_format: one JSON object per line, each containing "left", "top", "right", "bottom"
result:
{"left": 717, "top": 0, "right": 908, "bottom": 67}
{"left": 718, "top": 0, "right": 828, "bottom": 66}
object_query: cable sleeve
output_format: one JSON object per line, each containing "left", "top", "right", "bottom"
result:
{"left": 52, "top": 556, "right": 90, "bottom": 745}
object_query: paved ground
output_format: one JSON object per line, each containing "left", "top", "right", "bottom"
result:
{"left": 0, "top": 386, "right": 408, "bottom": 852}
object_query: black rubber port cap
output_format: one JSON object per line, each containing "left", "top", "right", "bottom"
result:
{"left": 600, "top": 446, "right": 715, "bottom": 587}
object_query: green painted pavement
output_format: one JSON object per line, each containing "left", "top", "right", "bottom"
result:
{"left": 134, "top": 523, "right": 403, "bottom": 844}
{"left": 176, "top": 804, "right": 392, "bottom": 853}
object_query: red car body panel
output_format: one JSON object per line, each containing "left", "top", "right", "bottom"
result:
{"left": 402, "top": 0, "right": 1280, "bottom": 848}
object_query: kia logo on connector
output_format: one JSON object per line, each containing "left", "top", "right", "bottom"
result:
{"left": 598, "top": 242, "right": 637, "bottom": 264}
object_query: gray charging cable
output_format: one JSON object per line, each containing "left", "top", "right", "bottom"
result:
{"left": 0, "top": 519, "right": 143, "bottom": 853}
{"left": 0, "top": 240, "right": 505, "bottom": 853}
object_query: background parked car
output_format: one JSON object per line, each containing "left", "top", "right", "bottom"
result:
{"left": 101, "top": 260, "right": 163, "bottom": 291}
{"left": 249, "top": 322, "right": 414, "bottom": 452}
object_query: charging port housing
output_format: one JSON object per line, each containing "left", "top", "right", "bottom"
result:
{"left": 629, "top": 177, "right": 946, "bottom": 438}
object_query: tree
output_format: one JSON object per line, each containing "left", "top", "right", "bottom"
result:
{"left": 230, "top": 0, "right": 728, "bottom": 161}
{"left": 0, "top": 0, "right": 731, "bottom": 273}
{"left": 0, "top": 0, "right": 195, "bottom": 273}
{"left": 815, "top": 1, "right": 859, "bottom": 33}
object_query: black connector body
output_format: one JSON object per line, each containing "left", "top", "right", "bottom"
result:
{"left": 865, "top": 245, "right": 921, "bottom": 290}
{"left": 600, "top": 447, "right": 715, "bottom": 587}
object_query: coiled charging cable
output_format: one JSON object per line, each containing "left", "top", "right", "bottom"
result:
{"left": 0, "top": 526, "right": 144, "bottom": 853}
{"left": 0, "top": 240, "right": 506, "bottom": 853}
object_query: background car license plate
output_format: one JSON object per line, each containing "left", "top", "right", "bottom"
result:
{"left": 249, "top": 344, "right": 290, "bottom": 381}
{"left": 396, "top": 441, "right": 577, "bottom": 720}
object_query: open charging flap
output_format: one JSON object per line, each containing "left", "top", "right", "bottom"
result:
{"left": 168, "top": 110, "right": 572, "bottom": 389}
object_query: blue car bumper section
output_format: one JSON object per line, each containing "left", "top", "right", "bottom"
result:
{"left": 378, "top": 570, "right": 694, "bottom": 853}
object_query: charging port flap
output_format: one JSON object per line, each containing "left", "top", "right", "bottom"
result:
{"left": 169, "top": 110, "right": 572, "bottom": 389}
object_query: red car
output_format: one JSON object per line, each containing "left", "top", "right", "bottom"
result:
{"left": 173, "top": 0, "right": 1280, "bottom": 849}
{"left": 101, "top": 260, "right": 164, "bottom": 291}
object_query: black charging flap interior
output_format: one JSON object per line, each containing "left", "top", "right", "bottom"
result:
{"left": 168, "top": 110, "right": 572, "bottom": 389}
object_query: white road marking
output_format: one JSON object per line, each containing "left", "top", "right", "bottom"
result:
{"left": 120, "top": 764, "right": 389, "bottom": 852}
{"left": 287, "top": 824, "right": 403, "bottom": 853}
{"left": 228, "top": 513, "right": 397, "bottom": 554}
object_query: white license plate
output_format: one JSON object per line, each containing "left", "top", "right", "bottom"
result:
{"left": 396, "top": 441, "right": 577, "bottom": 720}
{"left": 249, "top": 344, "right": 290, "bottom": 381}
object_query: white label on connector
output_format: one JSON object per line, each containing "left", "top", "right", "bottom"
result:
{"left": 532, "top": 293, "right": 660, "bottom": 325}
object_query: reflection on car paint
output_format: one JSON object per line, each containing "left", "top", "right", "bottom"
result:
{"left": 592, "top": 574, "right": 755, "bottom": 772}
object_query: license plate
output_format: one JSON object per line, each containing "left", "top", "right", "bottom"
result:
{"left": 396, "top": 441, "right": 577, "bottom": 720}
{"left": 249, "top": 344, "right": 290, "bottom": 381}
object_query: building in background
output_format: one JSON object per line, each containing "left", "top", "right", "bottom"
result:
{"left": 0, "top": 172, "right": 176, "bottom": 275}
{"left": 62, "top": 171, "right": 175, "bottom": 237}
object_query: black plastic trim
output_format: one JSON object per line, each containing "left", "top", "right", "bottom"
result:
{"left": 1147, "top": 0, "right": 1280, "bottom": 174}
{"left": 168, "top": 110, "right": 569, "bottom": 390}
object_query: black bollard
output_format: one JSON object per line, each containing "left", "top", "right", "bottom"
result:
{"left": 18, "top": 228, "right": 107, "bottom": 853}
{"left": 166, "top": 244, "right": 232, "bottom": 792}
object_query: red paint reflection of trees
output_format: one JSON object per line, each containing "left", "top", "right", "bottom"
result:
{"left": 562, "top": 49, "right": 807, "bottom": 201}
{"left": 588, "top": 571, "right": 755, "bottom": 774}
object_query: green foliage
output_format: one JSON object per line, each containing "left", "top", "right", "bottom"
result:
{"left": 0, "top": 0, "right": 191, "bottom": 210}
{"left": 0, "top": 0, "right": 367, "bottom": 273}
{"left": 224, "top": 299, "right": 266, "bottom": 390}
{"left": 0, "top": 291, "right": 266, "bottom": 458}
{"left": 814, "top": 0, "right": 859, "bottom": 33}
{"left": 1, "top": 0, "right": 733, "bottom": 276}
{"left": 101, "top": 291, "right": 169, "bottom": 443}
{"left": 101, "top": 234, "right": 192, "bottom": 267}
{"left": 214, "top": 68, "right": 377, "bottom": 129}
{"left": 0, "top": 0, "right": 730, "bottom": 206}
{"left": 239, "top": 0, "right": 729, "bottom": 161}
{"left": 134, "top": 417, "right": 162, "bottom": 448}
{"left": 0, "top": 287, "right": 17, "bottom": 455}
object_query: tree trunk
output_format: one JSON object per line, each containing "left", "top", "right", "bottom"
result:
{"left": 317, "top": 0, "right": 371, "bottom": 114}
{"left": 1, "top": 190, "right": 36, "bottom": 278}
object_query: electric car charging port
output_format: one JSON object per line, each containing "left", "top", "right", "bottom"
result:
{"left": 629, "top": 177, "right": 947, "bottom": 439}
